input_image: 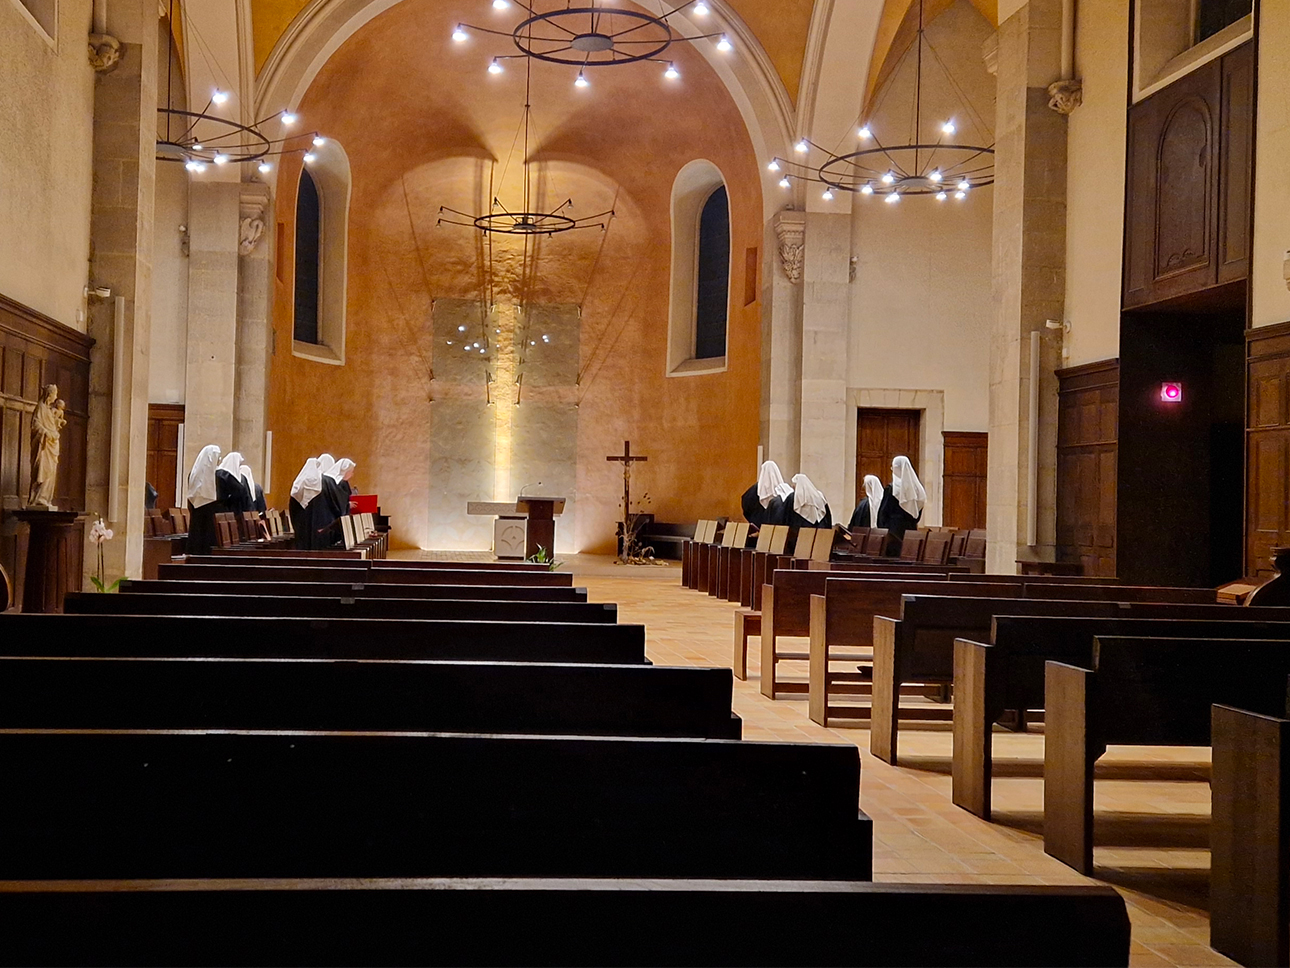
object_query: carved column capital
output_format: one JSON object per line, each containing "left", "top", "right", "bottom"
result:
{"left": 773, "top": 209, "right": 807, "bottom": 285}
{"left": 88, "top": 33, "right": 121, "bottom": 73}
{"left": 1047, "top": 78, "right": 1084, "bottom": 115}
{"left": 238, "top": 183, "right": 272, "bottom": 256}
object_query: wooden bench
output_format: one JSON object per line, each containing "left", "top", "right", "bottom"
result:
{"left": 0, "top": 878, "right": 1131, "bottom": 966}
{"left": 193, "top": 554, "right": 551, "bottom": 571}
{"left": 119, "top": 578, "right": 590, "bottom": 602}
{"left": 64, "top": 592, "right": 618, "bottom": 624}
{"left": 0, "top": 655, "right": 740, "bottom": 739}
{"left": 0, "top": 613, "right": 647, "bottom": 664}
{"left": 158, "top": 563, "right": 573, "bottom": 586}
{"left": 952, "top": 610, "right": 1290, "bottom": 817}
{"left": 1210, "top": 703, "right": 1290, "bottom": 968}
{"left": 1044, "top": 635, "right": 1290, "bottom": 873}
{"left": 0, "top": 729, "right": 871, "bottom": 881}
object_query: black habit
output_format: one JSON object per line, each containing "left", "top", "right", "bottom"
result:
{"left": 185, "top": 500, "right": 220, "bottom": 555}
{"left": 847, "top": 498, "right": 873, "bottom": 530}
{"left": 784, "top": 492, "right": 832, "bottom": 529}
{"left": 876, "top": 485, "right": 921, "bottom": 552}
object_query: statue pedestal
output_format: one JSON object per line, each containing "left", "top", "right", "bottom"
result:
{"left": 13, "top": 509, "right": 83, "bottom": 613}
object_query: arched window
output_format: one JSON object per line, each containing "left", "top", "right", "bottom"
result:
{"left": 291, "top": 140, "right": 350, "bottom": 365}
{"left": 667, "top": 160, "right": 730, "bottom": 376}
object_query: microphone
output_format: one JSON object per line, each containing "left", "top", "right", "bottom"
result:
{"left": 519, "top": 481, "right": 543, "bottom": 497}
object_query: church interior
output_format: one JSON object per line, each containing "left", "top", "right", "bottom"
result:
{"left": 3, "top": 0, "right": 1290, "bottom": 962}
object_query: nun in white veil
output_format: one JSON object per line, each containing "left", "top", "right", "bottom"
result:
{"left": 742, "top": 460, "right": 792, "bottom": 525}
{"left": 216, "top": 451, "right": 251, "bottom": 513}
{"left": 240, "top": 463, "right": 266, "bottom": 515}
{"left": 321, "top": 457, "right": 356, "bottom": 521}
{"left": 877, "top": 455, "right": 925, "bottom": 551}
{"left": 289, "top": 458, "right": 323, "bottom": 549}
{"left": 848, "top": 474, "right": 885, "bottom": 529}
{"left": 185, "top": 444, "right": 222, "bottom": 554}
{"left": 786, "top": 473, "right": 832, "bottom": 528}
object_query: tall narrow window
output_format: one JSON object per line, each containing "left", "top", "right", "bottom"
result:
{"left": 293, "top": 169, "right": 321, "bottom": 345}
{"left": 694, "top": 185, "right": 729, "bottom": 360}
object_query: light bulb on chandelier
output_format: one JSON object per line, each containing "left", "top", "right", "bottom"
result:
{"left": 453, "top": 24, "right": 469, "bottom": 41}
{"left": 664, "top": 62, "right": 680, "bottom": 80}
{"left": 575, "top": 70, "right": 589, "bottom": 88}
{"left": 488, "top": 58, "right": 504, "bottom": 74}
{"left": 822, "top": 188, "right": 834, "bottom": 201}
{"left": 778, "top": 176, "right": 791, "bottom": 189}
{"left": 767, "top": 160, "right": 780, "bottom": 172}
{"left": 857, "top": 125, "right": 871, "bottom": 139}
{"left": 693, "top": 0, "right": 709, "bottom": 12}
{"left": 716, "top": 34, "right": 732, "bottom": 51}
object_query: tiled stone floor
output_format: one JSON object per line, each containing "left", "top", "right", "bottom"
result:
{"left": 573, "top": 560, "right": 1237, "bottom": 968}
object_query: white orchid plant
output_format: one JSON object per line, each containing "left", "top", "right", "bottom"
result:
{"left": 88, "top": 517, "right": 121, "bottom": 593}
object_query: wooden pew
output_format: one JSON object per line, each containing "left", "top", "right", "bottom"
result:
{"left": 121, "top": 578, "right": 588, "bottom": 601}
{"left": 1210, "top": 703, "right": 1290, "bottom": 968}
{"left": 1044, "top": 636, "right": 1290, "bottom": 873}
{"left": 0, "top": 878, "right": 1131, "bottom": 967}
{"left": 65, "top": 592, "right": 617, "bottom": 624}
{"left": 157, "top": 562, "right": 573, "bottom": 587}
{"left": 0, "top": 729, "right": 871, "bottom": 881}
{"left": 195, "top": 553, "right": 551, "bottom": 571}
{"left": 757, "top": 569, "right": 954, "bottom": 698}
{"left": 0, "top": 656, "right": 740, "bottom": 739}
{"left": 0, "top": 614, "right": 646, "bottom": 664}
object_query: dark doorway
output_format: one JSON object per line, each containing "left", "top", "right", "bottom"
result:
{"left": 942, "top": 431, "right": 987, "bottom": 529}
{"left": 146, "top": 403, "right": 185, "bottom": 510}
{"left": 856, "top": 408, "right": 920, "bottom": 505}
{"left": 1117, "top": 286, "right": 1245, "bottom": 587}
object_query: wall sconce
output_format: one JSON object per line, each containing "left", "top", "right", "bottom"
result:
{"left": 1160, "top": 382, "right": 1183, "bottom": 403}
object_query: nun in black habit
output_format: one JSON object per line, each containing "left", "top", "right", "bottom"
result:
{"left": 878, "top": 455, "right": 926, "bottom": 551}
{"left": 216, "top": 451, "right": 251, "bottom": 514}
{"left": 847, "top": 474, "right": 885, "bottom": 529}
{"left": 741, "top": 460, "right": 792, "bottom": 525}
{"left": 185, "top": 445, "right": 222, "bottom": 555}
{"left": 289, "top": 458, "right": 323, "bottom": 549}
{"left": 240, "top": 463, "right": 267, "bottom": 516}
{"left": 785, "top": 473, "right": 832, "bottom": 528}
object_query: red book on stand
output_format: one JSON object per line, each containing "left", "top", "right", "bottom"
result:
{"left": 350, "top": 494, "right": 378, "bottom": 514}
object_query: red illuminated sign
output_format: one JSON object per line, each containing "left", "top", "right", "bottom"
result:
{"left": 1160, "top": 382, "right": 1183, "bottom": 403}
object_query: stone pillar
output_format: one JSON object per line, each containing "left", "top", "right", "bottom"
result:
{"left": 763, "top": 211, "right": 805, "bottom": 474}
{"left": 798, "top": 211, "right": 851, "bottom": 506}
{"left": 85, "top": 20, "right": 157, "bottom": 585}
{"left": 985, "top": 0, "right": 1067, "bottom": 573}
{"left": 234, "top": 181, "right": 273, "bottom": 485}
{"left": 184, "top": 181, "right": 241, "bottom": 471}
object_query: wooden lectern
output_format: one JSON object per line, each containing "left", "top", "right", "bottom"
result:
{"left": 514, "top": 496, "right": 566, "bottom": 560}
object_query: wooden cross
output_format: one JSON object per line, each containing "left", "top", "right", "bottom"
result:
{"left": 607, "top": 441, "right": 648, "bottom": 554}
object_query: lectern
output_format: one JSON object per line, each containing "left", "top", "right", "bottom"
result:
{"left": 514, "top": 496, "right": 566, "bottom": 560}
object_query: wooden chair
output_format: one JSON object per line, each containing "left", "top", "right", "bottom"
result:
{"left": 921, "top": 531, "right": 951, "bottom": 565}
{"left": 899, "top": 530, "right": 926, "bottom": 560}
{"left": 810, "top": 528, "right": 834, "bottom": 564}
{"left": 863, "top": 529, "right": 887, "bottom": 556}
{"left": 963, "top": 530, "right": 987, "bottom": 559}
{"left": 791, "top": 529, "right": 815, "bottom": 562}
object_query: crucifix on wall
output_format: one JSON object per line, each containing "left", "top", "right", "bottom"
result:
{"left": 607, "top": 440, "right": 649, "bottom": 563}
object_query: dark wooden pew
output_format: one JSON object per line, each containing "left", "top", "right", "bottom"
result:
{"left": 1043, "top": 636, "right": 1290, "bottom": 873}
{"left": 0, "top": 614, "right": 646, "bottom": 664}
{"left": 0, "top": 729, "right": 870, "bottom": 881}
{"left": 157, "top": 562, "right": 573, "bottom": 586}
{"left": 0, "top": 878, "right": 1131, "bottom": 966}
{"left": 120, "top": 578, "right": 589, "bottom": 601}
{"left": 65, "top": 592, "right": 616, "bottom": 624}
{"left": 1210, "top": 703, "right": 1290, "bottom": 968}
{"left": 0, "top": 656, "right": 739, "bottom": 739}
{"left": 192, "top": 554, "right": 553, "bottom": 572}
{"left": 953, "top": 612, "right": 1290, "bottom": 819}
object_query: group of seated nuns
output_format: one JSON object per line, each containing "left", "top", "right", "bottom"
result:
{"left": 184, "top": 445, "right": 269, "bottom": 555}
{"left": 287, "top": 453, "right": 358, "bottom": 550}
{"left": 741, "top": 456, "right": 927, "bottom": 549}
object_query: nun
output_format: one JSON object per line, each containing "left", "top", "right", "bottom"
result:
{"left": 185, "top": 444, "right": 222, "bottom": 555}
{"left": 879, "top": 455, "right": 925, "bottom": 548}
{"left": 217, "top": 451, "right": 251, "bottom": 513}
{"left": 289, "top": 458, "right": 323, "bottom": 550}
{"left": 848, "top": 474, "right": 885, "bottom": 529}
{"left": 741, "top": 460, "right": 792, "bottom": 525}
{"left": 785, "top": 473, "right": 833, "bottom": 529}
{"left": 304, "top": 453, "right": 344, "bottom": 549}
{"left": 240, "top": 463, "right": 267, "bottom": 516}
{"left": 323, "top": 458, "right": 356, "bottom": 517}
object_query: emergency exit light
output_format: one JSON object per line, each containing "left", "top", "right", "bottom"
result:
{"left": 1160, "top": 382, "right": 1183, "bottom": 403}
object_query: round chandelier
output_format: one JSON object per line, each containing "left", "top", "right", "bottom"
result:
{"left": 768, "top": 0, "right": 994, "bottom": 203}
{"left": 452, "top": 0, "right": 732, "bottom": 84}
{"left": 437, "top": 61, "right": 615, "bottom": 237}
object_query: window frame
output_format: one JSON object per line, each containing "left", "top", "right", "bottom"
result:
{"left": 291, "top": 139, "right": 350, "bottom": 366}
{"left": 666, "top": 159, "right": 731, "bottom": 377}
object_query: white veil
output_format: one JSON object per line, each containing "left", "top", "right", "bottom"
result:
{"left": 757, "top": 461, "right": 793, "bottom": 507}
{"left": 790, "top": 473, "right": 827, "bottom": 525}
{"left": 291, "top": 458, "right": 323, "bottom": 508}
{"left": 863, "top": 474, "right": 884, "bottom": 525}
{"left": 187, "top": 445, "right": 221, "bottom": 508}
{"left": 891, "top": 455, "right": 926, "bottom": 519}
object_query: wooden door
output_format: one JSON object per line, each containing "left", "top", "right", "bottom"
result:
{"left": 146, "top": 404, "right": 184, "bottom": 509}
{"left": 855, "top": 408, "right": 920, "bottom": 504}
{"left": 1056, "top": 360, "right": 1119, "bottom": 577}
{"left": 942, "top": 432, "right": 987, "bottom": 529}
{"left": 1246, "top": 323, "right": 1290, "bottom": 578}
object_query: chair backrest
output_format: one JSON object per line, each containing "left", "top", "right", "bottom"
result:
{"left": 732, "top": 522, "right": 750, "bottom": 546}
{"left": 214, "top": 514, "right": 235, "bottom": 549}
{"left": 168, "top": 508, "right": 188, "bottom": 533}
{"left": 811, "top": 528, "right": 834, "bottom": 563}
{"left": 964, "top": 530, "right": 987, "bottom": 559}
{"left": 754, "top": 525, "right": 773, "bottom": 552}
{"left": 948, "top": 530, "right": 968, "bottom": 558}
{"left": 900, "top": 530, "right": 926, "bottom": 561}
{"left": 792, "top": 529, "right": 815, "bottom": 560}
{"left": 864, "top": 528, "right": 888, "bottom": 556}
{"left": 721, "top": 524, "right": 739, "bottom": 548}
{"left": 922, "top": 531, "right": 951, "bottom": 565}
{"left": 340, "top": 516, "right": 356, "bottom": 550}
{"left": 767, "top": 525, "right": 790, "bottom": 555}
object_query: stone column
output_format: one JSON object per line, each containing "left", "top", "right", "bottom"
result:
{"left": 798, "top": 211, "right": 851, "bottom": 505}
{"left": 85, "top": 16, "right": 157, "bottom": 585}
{"left": 234, "top": 181, "right": 273, "bottom": 485}
{"left": 184, "top": 181, "right": 241, "bottom": 471}
{"left": 762, "top": 211, "right": 805, "bottom": 473}
{"left": 985, "top": 0, "right": 1067, "bottom": 573}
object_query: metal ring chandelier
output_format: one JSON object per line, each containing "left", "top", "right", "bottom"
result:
{"left": 767, "top": 0, "right": 994, "bottom": 204}
{"left": 452, "top": 0, "right": 733, "bottom": 84}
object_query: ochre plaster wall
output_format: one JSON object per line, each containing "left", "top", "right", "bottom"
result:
{"left": 0, "top": 0, "right": 95, "bottom": 329}
{"left": 266, "top": 0, "right": 762, "bottom": 552}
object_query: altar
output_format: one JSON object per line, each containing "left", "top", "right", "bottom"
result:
{"left": 466, "top": 497, "right": 566, "bottom": 560}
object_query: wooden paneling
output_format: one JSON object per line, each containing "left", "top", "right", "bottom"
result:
{"left": 146, "top": 404, "right": 185, "bottom": 509}
{"left": 1123, "top": 42, "right": 1254, "bottom": 309}
{"left": 855, "top": 408, "right": 920, "bottom": 505}
{"left": 0, "top": 294, "right": 93, "bottom": 606}
{"left": 942, "top": 432, "right": 987, "bottom": 530}
{"left": 1246, "top": 322, "right": 1290, "bottom": 578}
{"left": 1056, "top": 360, "right": 1119, "bottom": 577}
